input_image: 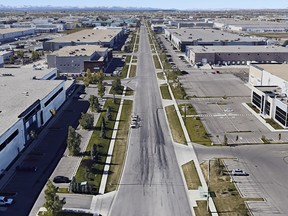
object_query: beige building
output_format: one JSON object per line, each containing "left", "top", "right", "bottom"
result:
{"left": 187, "top": 46, "right": 288, "bottom": 65}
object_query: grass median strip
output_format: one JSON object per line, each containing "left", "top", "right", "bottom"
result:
{"left": 106, "top": 100, "right": 133, "bottom": 192}
{"left": 169, "top": 83, "right": 187, "bottom": 99}
{"left": 194, "top": 201, "right": 211, "bottom": 216}
{"left": 160, "top": 84, "right": 172, "bottom": 100}
{"left": 129, "top": 65, "right": 137, "bottom": 78}
{"left": 153, "top": 55, "right": 161, "bottom": 69}
{"left": 185, "top": 117, "right": 211, "bottom": 146}
{"left": 75, "top": 98, "right": 121, "bottom": 194}
{"left": 165, "top": 105, "right": 186, "bottom": 144}
{"left": 182, "top": 160, "right": 202, "bottom": 190}
{"left": 157, "top": 72, "right": 164, "bottom": 80}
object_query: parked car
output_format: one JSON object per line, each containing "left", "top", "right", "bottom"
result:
{"left": 53, "top": 176, "right": 70, "bottom": 183}
{"left": 0, "top": 196, "right": 13, "bottom": 206}
{"left": 232, "top": 168, "right": 248, "bottom": 176}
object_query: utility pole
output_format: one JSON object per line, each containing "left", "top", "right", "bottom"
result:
{"left": 207, "top": 159, "right": 210, "bottom": 212}
{"left": 184, "top": 105, "right": 187, "bottom": 125}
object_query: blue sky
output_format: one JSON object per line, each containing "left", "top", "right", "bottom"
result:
{"left": 3, "top": 0, "right": 288, "bottom": 10}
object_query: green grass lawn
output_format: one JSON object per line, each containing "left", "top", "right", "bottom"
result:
{"left": 160, "top": 85, "right": 172, "bottom": 100}
{"left": 129, "top": 65, "right": 137, "bottom": 77}
{"left": 182, "top": 160, "right": 202, "bottom": 190}
{"left": 106, "top": 100, "right": 132, "bottom": 192}
{"left": 125, "top": 87, "right": 134, "bottom": 96}
{"left": 169, "top": 83, "right": 187, "bottom": 99}
{"left": 153, "top": 55, "right": 162, "bottom": 69}
{"left": 157, "top": 72, "right": 165, "bottom": 80}
{"left": 75, "top": 98, "right": 121, "bottom": 194}
{"left": 185, "top": 117, "right": 212, "bottom": 146}
{"left": 165, "top": 105, "right": 186, "bottom": 144}
{"left": 179, "top": 104, "right": 197, "bottom": 115}
{"left": 120, "top": 65, "right": 129, "bottom": 79}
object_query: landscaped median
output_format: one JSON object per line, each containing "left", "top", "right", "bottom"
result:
{"left": 182, "top": 160, "right": 202, "bottom": 190}
{"left": 153, "top": 55, "right": 161, "bottom": 69}
{"left": 74, "top": 98, "right": 121, "bottom": 194}
{"left": 106, "top": 100, "right": 133, "bottom": 192}
{"left": 129, "top": 65, "right": 137, "bottom": 78}
{"left": 165, "top": 105, "right": 186, "bottom": 144}
{"left": 160, "top": 84, "right": 172, "bottom": 100}
{"left": 179, "top": 104, "right": 212, "bottom": 146}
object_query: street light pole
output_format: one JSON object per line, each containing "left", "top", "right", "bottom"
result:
{"left": 207, "top": 159, "right": 210, "bottom": 212}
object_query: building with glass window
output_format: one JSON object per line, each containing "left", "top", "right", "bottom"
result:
{"left": 0, "top": 68, "right": 66, "bottom": 173}
{"left": 250, "top": 64, "right": 288, "bottom": 128}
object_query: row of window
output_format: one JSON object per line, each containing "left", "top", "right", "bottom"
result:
{"left": 265, "top": 101, "right": 270, "bottom": 116}
{"left": 252, "top": 92, "right": 261, "bottom": 108}
{"left": 59, "top": 64, "right": 80, "bottom": 67}
{"left": 0, "top": 130, "right": 19, "bottom": 152}
{"left": 44, "top": 87, "right": 63, "bottom": 107}
{"left": 275, "top": 106, "right": 288, "bottom": 126}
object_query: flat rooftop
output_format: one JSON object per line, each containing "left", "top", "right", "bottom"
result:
{"left": 49, "top": 29, "right": 122, "bottom": 43}
{"left": 51, "top": 45, "right": 108, "bottom": 57}
{"left": 0, "top": 28, "right": 33, "bottom": 34}
{"left": 0, "top": 68, "right": 63, "bottom": 135}
{"left": 214, "top": 19, "right": 288, "bottom": 28}
{"left": 188, "top": 45, "right": 288, "bottom": 53}
{"left": 253, "top": 64, "right": 288, "bottom": 81}
{"left": 166, "top": 28, "right": 262, "bottom": 43}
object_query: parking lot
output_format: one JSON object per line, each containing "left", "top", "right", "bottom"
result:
{"left": 179, "top": 72, "right": 251, "bottom": 97}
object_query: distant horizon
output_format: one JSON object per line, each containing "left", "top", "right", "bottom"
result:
{"left": 1, "top": 0, "right": 288, "bottom": 10}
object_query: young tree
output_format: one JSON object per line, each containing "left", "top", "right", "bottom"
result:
{"left": 89, "top": 95, "right": 100, "bottom": 112}
{"left": 79, "top": 113, "right": 94, "bottom": 129}
{"left": 43, "top": 180, "right": 66, "bottom": 216}
{"left": 67, "top": 126, "right": 82, "bottom": 156}
{"left": 111, "top": 77, "right": 122, "bottom": 94}
{"left": 98, "top": 80, "right": 105, "bottom": 99}
{"left": 91, "top": 144, "right": 98, "bottom": 161}
{"left": 9, "top": 56, "right": 14, "bottom": 64}
{"left": 106, "top": 106, "right": 112, "bottom": 121}
{"left": 100, "top": 117, "right": 106, "bottom": 138}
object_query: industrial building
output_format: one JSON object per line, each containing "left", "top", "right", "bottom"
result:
{"left": 186, "top": 45, "right": 288, "bottom": 65}
{"left": 0, "top": 68, "right": 68, "bottom": 173}
{"left": 250, "top": 64, "right": 288, "bottom": 128}
{"left": 214, "top": 19, "right": 288, "bottom": 33}
{"left": 47, "top": 45, "right": 112, "bottom": 74}
{"left": 0, "top": 28, "right": 35, "bottom": 43}
{"left": 43, "top": 29, "right": 124, "bottom": 51}
{"left": 164, "top": 28, "right": 266, "bottom": 52}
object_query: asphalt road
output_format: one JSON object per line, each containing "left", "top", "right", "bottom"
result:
{"left": 194, "top": 144, "right": 288, "bottom": 215}
{"left": 109, "top": 25, "right": 192, "bottom": 216}
{"left": 0, "top": 85, "right": 89, "bottom": 216}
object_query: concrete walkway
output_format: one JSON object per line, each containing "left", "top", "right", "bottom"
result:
{"left": 149, "top": 27, "right": 218, "bottom": 215}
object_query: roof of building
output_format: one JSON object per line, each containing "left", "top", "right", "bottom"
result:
{"left": 253, "top": 64, "right": 288, "bottom": 81}
{"left": 50, "top": 45, "right": 108, "bottom": 57}
{"left": 48, "top": 29, "right": 122, "bottom": 43}
{"left": 166, "top": 28, "right": 262, "bottom": 43}
{"left": 214, "top": 19, "right": 288, "bottom": 28}
{"left": 0, "top": 28, "right": 33, "bottom": 35}
{"left": 188, "top": 45, "right": 288, "bottom": 53}
{"left": 0, "top": 68, "right": 63, "bottom": 135}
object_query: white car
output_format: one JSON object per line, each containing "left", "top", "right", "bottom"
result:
{"left": 232, "top": 168, "right": 248, "bottom": 176}
{"left": 130, "top": 122, "right": 137, "bottom": 128}
{"left": 0, "top": 196, "right": 13, "bottom": 206}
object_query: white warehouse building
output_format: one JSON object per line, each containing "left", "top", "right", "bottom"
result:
{"left": 250, "top": 64, "right": 288, "bottom": 128}
{"left": 0, "top": 68, "right": 66, "bottom": 173}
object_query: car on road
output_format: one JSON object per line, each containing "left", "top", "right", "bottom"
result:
{"left": 0, "top": 196, "right": 13, "bottom": 206}
{"left": 53, "top": 176, "right": 70, "bottom": 183}
{"left": 232, "top": 168, "right": 248, "bottom": 176}
{"left": 16, "top": 165, "right": 37, "bottom": 172}
{"left": 130, "top": 122, "right": 137, "bottom": 128}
